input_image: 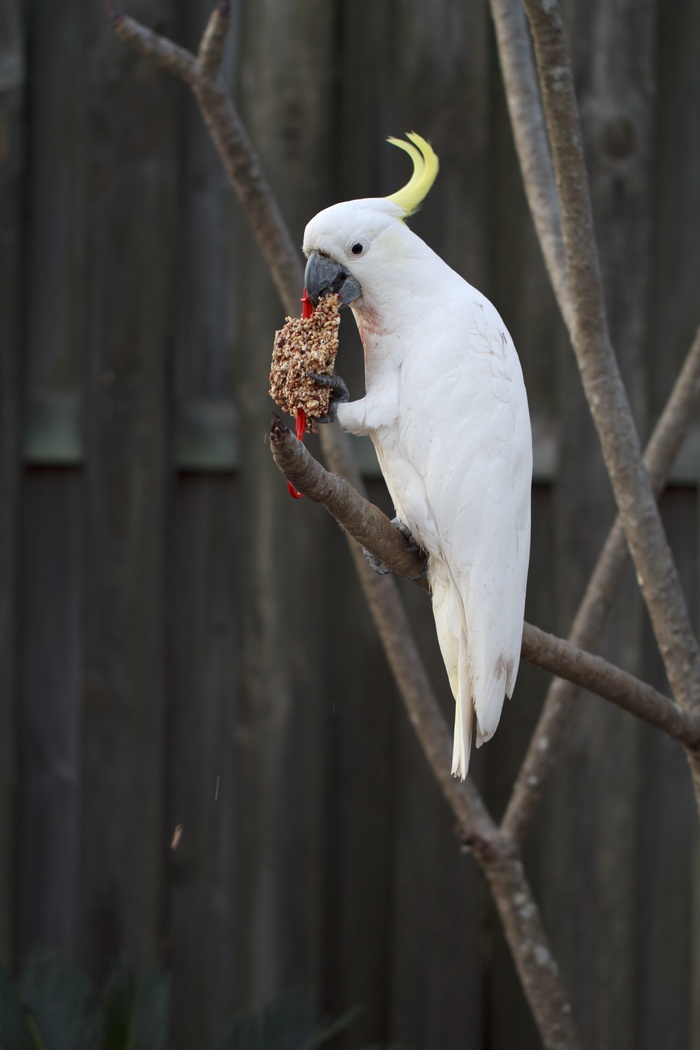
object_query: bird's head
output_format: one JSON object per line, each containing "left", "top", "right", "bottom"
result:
{"left": 302, "top": 133, "right": 439, "bottom": 310}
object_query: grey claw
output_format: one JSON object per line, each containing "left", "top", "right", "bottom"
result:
{"left": 391, "top": 518, "right": 429, "bottom": 578}
{"left": 362, "top": 520, "right": 429, "bottom": 580}
{"left": 408, "top": 562, "right": 429, "bottom": 582}
{"left": 305, "top": 372, "right": 350, "bottom": 423}
{"left": 362, "top": 547, "right": 393, "bottom": 575}
{"left": 392, "top": 518, "right": 421, "bottom": 553}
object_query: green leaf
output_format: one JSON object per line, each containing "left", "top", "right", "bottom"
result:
{"left": 0, "top": 968, "right": 40, "bottom": 1050}
{"left": 18, "top": 949, "right": 92, "bottom": 1050}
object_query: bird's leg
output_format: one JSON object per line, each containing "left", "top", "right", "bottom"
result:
{"left": 305, "top": 372, "right": 349, "bottom": 423}
{"left": 364, "top": 518, "right": 429, "bottom": 580}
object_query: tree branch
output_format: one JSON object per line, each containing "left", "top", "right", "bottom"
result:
{"left": 489, "top": 0, "right": 700, "bottom": 836}
{"left": 488, "top": 0, "right": 572, "bottom": 330}
{"left": 521, "top": 624, "right": 700, "bottom": 749}
{"left": 504, "top": 327, "right": 700, "bottom": 841}
{"left": 271, "top": 416, "right": 700, "bottom": 750}
{"left": 109, "top": 0, "right": 367, "bottom": 503}
{"left": 108, "top": 3, "right": 197, "bottom": 82}
{"left": 518, "top": 0, "right": 700, "bottom": 718}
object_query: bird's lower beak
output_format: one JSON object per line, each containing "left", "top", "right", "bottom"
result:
{"left": 304, "top": 252, "right": 362, "bottom": 307}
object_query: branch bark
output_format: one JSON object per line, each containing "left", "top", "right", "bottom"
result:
{"left": 504, "top": 328, "right": 700, "bottom": 841}
{"left": 518, "top": 0, "right": 700, "bottom": 720}
{"left": 488, "top": 0, "right": 572, "bottom": 330}
{"left": 271, "top": 417, "right": 700, "bottom": 751}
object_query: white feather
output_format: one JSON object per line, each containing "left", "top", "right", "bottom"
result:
{"left": 303, "top": 200, "right": 532, "bottom": 778}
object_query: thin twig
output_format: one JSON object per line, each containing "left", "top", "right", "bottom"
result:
{"left": 519, "top": 0, "right": 700, "bottom": 721}
{"left": 197, "top": 0, "right": 230, "bottom": 78}
{"left": 109, "top": 6, "right": 197, "bottom": 82}
{"left": 109, "top": 0, "right": 364, "bottom": 501}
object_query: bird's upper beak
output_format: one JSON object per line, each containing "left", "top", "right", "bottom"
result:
{"left": 304, "top": 252, "right": 362, "bottom": 307}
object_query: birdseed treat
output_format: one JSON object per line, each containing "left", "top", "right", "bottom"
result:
{"left": 269, "top": 293, "right": 341, "bottom": 432}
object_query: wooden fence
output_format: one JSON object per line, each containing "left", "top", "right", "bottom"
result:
{"left": 1, "top": 0, "right": 699, "bottom": 1047}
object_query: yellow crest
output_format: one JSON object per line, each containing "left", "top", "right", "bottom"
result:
{"left": 385, "top": 132, "right": 439, "bottom": 218}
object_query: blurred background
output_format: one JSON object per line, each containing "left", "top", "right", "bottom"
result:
{"left": 1, "top": 0, "right": 699, "bottom": 1047}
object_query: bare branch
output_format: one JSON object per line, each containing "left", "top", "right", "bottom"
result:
{"left": 486, "top": 0, "right": 700, "bottom": 834}
{"left": 197, "top": 1, "right": 230, "bottom": 78}
{"left": 488, "top": 0, "right": 572, "bottom": 330}
{"left": 110, "top": 8, "right": 197, "bottom": 83}
{"left": 111, "top": 2, "right": 301, "bottom": 310}
{"left": 270, "top": 416, "right": 700, "bottom": 750}
{"left": 487, "top": 857, "right": 580, "bottom": 1050}
{"left": 270, "top": 416, "right": 429, "bottom": 586}
{"left": 518, "top": 0, "right": 700, "bottom": 715}
{"left": 522, "top": 624, "right": 700, "bottom": 749}
{"left": 109, "top": 3, "right": 369, "bottom": 506}
{"left": 505, "top": 327, "right": 700, "bottom": 840}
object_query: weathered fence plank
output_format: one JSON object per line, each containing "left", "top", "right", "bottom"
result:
{"left": 0, "top": 0, "right": 24, "bottom": 971}
{"left": 79, "top": 0, "right": 176, "bottom": 977}
{"left": 225, "top": 0, "right": 339, "bottom": 1014}
{"left": 165, "top": 7, "right": 240, "bottom": 1044}
{"left": 17, "top": 471, "right": 83, "bottom": 960}
{"left": 14, "top": 0, "right": 89, "bottom": 967}
{"left": 168, "top": 476, "right": 240, "bottom": 1047}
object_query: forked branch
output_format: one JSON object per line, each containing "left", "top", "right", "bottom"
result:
{"left": 505, "top": 328, "right": 700, "bottom": 841}
{"left": 518, "top": 0, "right": 700, "bottom": 719}
{"left": 490, "top": 0, "right": 700, "bottom": 826}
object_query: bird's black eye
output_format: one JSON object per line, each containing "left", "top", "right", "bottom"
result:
{"left": 346, "top": 237, "right": 369, "bottom": 259}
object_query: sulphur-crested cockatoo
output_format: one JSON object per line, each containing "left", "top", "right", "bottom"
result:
{"left": 303, "top": 133, "right": 531, "bottom": 777}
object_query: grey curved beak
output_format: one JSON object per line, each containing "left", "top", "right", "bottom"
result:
{"left": 304, "top": 252, "right": 362, "bottom": 307}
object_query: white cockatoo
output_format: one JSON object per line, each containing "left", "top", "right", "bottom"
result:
{"left": 303, "top": 133, "right": 531, "bottom": 777}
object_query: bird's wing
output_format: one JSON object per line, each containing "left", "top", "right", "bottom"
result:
{"left": 389, "top": 292, "right": 532, "bottom": 751}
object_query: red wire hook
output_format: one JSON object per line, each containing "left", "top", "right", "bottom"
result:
{"left": 287, "top": 289, "right": 315, "bottom": 499}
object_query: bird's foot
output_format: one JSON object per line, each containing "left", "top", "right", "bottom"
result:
{"left": 392, "top": 518, "right": 420, "bottom": 552}
{"left": 393, "top": 519, "right": 429, "bottom": 579}
{"left": 362, "top": 547, "right": 393, "bottom": 575}
{"left": 305, "top": 372, "right": 349, "bottom": 423}
{"left": 363, "top": 518, "right": 429, "bottom": 580}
